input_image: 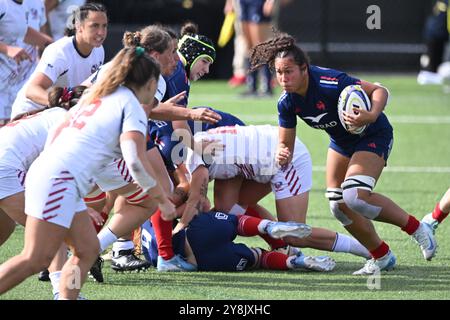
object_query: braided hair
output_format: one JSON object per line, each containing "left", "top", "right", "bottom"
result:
{"left": 250, "top": 33, "right": 310, "bottom": 72}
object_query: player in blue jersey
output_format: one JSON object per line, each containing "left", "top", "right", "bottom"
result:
{"left": 162, "top": 22, "right": 216, "bottom": 107}
{"left": 148, "top": 22, "right": 226, "bottom": 271}
{"left": 141, "top": 208, "right": 334, "bottom": 272}
{"left": 148, "top": 106, "right": 245, "bottom": 169}
{"left": 147, "top": 106, "right": 246, "bottom": 271}
{"left": 248, "top": 33, "right": 438, "bottom": 275}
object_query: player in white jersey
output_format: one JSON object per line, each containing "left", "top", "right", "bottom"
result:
{"left": 0, "top": 46, "right": 175, "bottom": 300}
{"left": 46, "top": 0, "right": 85, "bottom": 40}
{"left": 10, "top": 2, "right": 106, "bottom": 120}
{"left": 84, "top": 27, "right": 218, "bottom": 273}
{"left": 16, "top": 0, "right": 51, "bottom": 85}
{"left": 0, "top": 0, "right": 52, "bottom": 125}
{"left": 0, "top": 86, "right": 84, "bottom": 245}
{"left": 0, "top": 86, "right": 95, "bottom": 297}
{"left": 180, "top": 125, "right": 371, "bottom": 267}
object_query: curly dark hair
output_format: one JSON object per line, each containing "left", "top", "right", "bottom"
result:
{"left": 249, "top": 33, "right": 310, "bottom": 72}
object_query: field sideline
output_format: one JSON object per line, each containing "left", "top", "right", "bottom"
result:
{"left": 1, "top": 75, "right": 449, "bottom": 300}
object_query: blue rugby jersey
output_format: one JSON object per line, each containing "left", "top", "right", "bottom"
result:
{"left": 147, "top": 108, "right": 245, "bottom": 170}
{"left": 277, "top": 65, "right": 392, "bottom": 145}
{"left": 188, "top": 107, "right": 246, "bottom": 134}
{"left": 163, "top": 60, "right": 190, "bottom": 106}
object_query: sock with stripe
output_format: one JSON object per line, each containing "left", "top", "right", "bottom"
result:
{"left": 401, "top": 215, "right": 420, "bottom": 235}
{"left": 432, "top": 202, "right": 449, "bottom": 223}
{"left": 332, "top": 233, "right": 371, "bottom": 259}
{"left": 370, "top": 241, "right": 390, "bottom": 259}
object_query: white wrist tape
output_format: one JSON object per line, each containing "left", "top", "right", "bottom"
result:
{"left": 121, "top": 139, "right": 156, "bottom": 193}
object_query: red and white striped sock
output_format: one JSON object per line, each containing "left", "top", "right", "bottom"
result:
{"left": 432, "top": 202, "right": 449, "bottom": 223}
{"left": 236, "top": 215, "right": 264, "bottom": 236}
{"left": 401, "top": 215, "right": 420, "bottom": 235}
{"left": 370, "top": 241, "right": 390, "bottom": 259}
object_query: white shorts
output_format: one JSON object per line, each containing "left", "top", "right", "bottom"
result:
{"left": 0, "top": 166, "right": 26, "bottom": 200}
{"left": 95, "top": 159, "right": 133, "bottom": 192}
{"left": 270, "top": 140, "right": 312, "bottom": 200}
{"left": 25, "top": 162, "right": 86, "bottom": 229}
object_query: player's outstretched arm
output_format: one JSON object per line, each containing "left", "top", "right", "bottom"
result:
{"left": 120, "top": 131, "right": 176, "bottom": 221}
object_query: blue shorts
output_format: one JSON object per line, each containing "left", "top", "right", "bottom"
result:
{"left": 329, "top": 128, "right": 394, "bottom": 162}
{"left": 186, "top": 212, "right": 256, "bottom": 271}
{"left": 141, "top": 220, "right": 186, "bottom": 267}
{"left": 239, "top": 0, "right": 271, "bottom": 23}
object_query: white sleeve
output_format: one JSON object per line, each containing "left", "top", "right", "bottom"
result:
{"left": 121, "top": 98, "right": 148, "bottom": 136}
{"left": 35, "top": 46, "right": 66, "bottom": 83}
{"left": 155, "top": 75, "right": 166, "bottom": 103}
{"left": 0, "top": 1, "right": 6, "bottom": 16}
{"left": 84, "top": 61, "right": 109, "bottom": 85}
{"left": 185, "top": 148, "right": 206, "bottom": 177}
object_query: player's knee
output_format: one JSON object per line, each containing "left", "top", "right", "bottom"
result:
{"left": 341, "top": 175, "right": 381, "bottom": 220}
{"left": 325, "top": 188, "right": 353, "bottom": 226}
{"left": 0, "top": 220, "right": 16, "bottom": 246}
{"left": 71, "top": 243, "right": 100, "bottom": 262}
{"left": 23, "top": 252, "right": 54, "bottom": 274}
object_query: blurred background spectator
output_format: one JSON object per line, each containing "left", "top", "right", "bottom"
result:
{"left": 91, "top": 0, "right": 438, "bottom": 79}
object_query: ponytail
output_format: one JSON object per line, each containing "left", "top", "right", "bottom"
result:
{"left": 81, "top": 46, "right": 160, "bottom": 106}
{"left": 122, "top": 26, "right": 171, "bottom": 54}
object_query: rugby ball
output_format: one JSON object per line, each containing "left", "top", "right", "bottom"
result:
{"left": 337, "top": 85, "right": 371, "bottom": 135}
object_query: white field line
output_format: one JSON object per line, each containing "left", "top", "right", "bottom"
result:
{"left": 312, "top": 166, "right": 450, "bottom": 173}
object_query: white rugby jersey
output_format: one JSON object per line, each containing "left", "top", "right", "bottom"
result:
{"left": 86, "top": 61, "right": 167, "bottom": 103}
{"left": 42, "top": 86, "right": 148, "bottom": 195}
{"left": 0, "top": 0, "right": 28, "bottom": 90}
{"left": 0, "top": 107, "right": 67, "bottom": 170}
{"left": 185, "top": 125, "right": 309, "bottom": 183}
{"left": 11, "top": 35, "right": 104, "bottom": 119}
{"left": 48, "top": 0, "right": 85, "bottom": 40}
{"left": 16, "top": 0, "right": 47, "bottom": 84}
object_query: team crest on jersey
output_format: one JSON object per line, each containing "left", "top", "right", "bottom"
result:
{"left": 27, "top": 8, "right": 38, "bottom": 21}
{"left": 91, "top": 63, "right": 101, "bottom": 74}
{"left": 316, "top": 100, "right": 326, "bottom": 110}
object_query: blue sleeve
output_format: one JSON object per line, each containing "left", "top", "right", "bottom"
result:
{"left": 163, "top": 63, "right": 190, "bottom": 106}
{"left": 277, "top": 95, "right": 297, "bottom": 128}
{"left": 337, "top": 72, "right": 361, "bottom": 92}
{"left": 146, "top": 137, "right": 155, "bottom": 150}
